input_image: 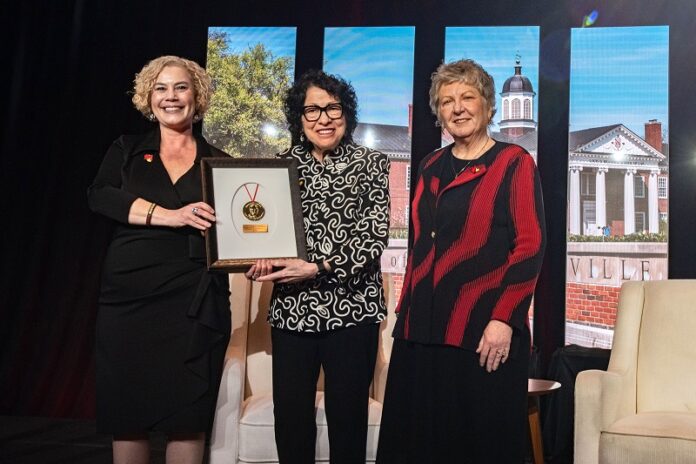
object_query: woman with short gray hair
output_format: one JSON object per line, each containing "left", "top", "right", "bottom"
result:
{"left": 377, "top": 59, "right": 546, "bottom": 463}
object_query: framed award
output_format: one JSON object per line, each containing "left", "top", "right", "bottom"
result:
{"left": 201, "top": 157, "right": 308, "bottom": 272}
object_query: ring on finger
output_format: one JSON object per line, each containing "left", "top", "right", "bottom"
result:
{"left": 192, "top": 207, "right": 199, "bottom": 215}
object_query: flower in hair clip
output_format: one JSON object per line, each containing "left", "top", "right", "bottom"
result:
{"left": 144, "top": 153, "right": 153, "bottom": 163}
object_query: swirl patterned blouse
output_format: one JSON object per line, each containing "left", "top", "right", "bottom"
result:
{"left": 269, "top": 143, "right": 391, "bottom": 332}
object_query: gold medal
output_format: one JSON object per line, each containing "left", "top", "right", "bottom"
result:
{"left": 243, "top": 200, "right": 265, "bottom": 221}
{"left": 242, "top": 183, "right": 266, "bottom": 223}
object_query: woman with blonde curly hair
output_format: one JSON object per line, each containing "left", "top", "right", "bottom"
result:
{"left": 88, "top": 55, "right": 231, "bottom": 464}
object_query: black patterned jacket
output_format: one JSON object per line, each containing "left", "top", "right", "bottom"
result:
{"left": 268, "top": 143, "right": 390, "bottom": 332}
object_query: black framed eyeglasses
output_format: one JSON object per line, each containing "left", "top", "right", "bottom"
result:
{"left": 302, "top": 103, "right": 343, "bottom": 122}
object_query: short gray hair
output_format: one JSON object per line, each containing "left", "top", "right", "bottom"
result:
{"left": 429, "top": 59, "right": 496, "bottom": 125}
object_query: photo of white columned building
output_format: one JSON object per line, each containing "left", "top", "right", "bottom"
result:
{"left": 565, "top": 120, "right": 668, "bottom": 347}
{"left": 568, "top": 121, "right": 668, "bottom": 237}
{"left": 565, "top": 26, "right": 669, "bottom": 348}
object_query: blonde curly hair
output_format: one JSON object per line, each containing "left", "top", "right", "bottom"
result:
{"left": 132, "top": 55, "right": 212, "bottom": 119}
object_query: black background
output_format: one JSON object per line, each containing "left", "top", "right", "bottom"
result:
{"left": 2, "top": 0, "right": 695, "bottom": 418}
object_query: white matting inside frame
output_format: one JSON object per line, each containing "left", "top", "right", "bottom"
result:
{"left": 212, "top": 167, "right": 300, "bottom": 260}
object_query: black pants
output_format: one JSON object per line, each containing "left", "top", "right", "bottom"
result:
{"left": 271, "top": 324, "right": 379, "bottom": 464}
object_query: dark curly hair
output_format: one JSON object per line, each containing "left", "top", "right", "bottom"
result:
{"left": 284, "top": 69, "right": 359, "bottom": 149}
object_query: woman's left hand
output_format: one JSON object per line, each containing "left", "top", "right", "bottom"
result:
{"left": 476, "top": 320, "right": 513, "bottom": 373}
{"left": 255, "top": 258, "right": 319, "bottom": 284}
{"left": 245, "top": 259, "right": 274, "bottom": 281}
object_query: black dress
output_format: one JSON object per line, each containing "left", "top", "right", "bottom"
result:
{"left": 88, "top": 129, "right": 231, "bottom": 434}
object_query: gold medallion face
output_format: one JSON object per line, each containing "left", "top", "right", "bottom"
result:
{"left": 243, "top": 200, "right": 265, "bottom": 221}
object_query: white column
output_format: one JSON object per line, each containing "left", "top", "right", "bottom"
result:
{"left": 624, "top": 169, "right": 636, "bottom": 235}
{"left": 648, "top": 169, "right": 660, "bottom": 233}
{"left": 595, "top": 167, "right": 608, "bottom": 231}
{"left": 569, "top": 166, "right": 582, "bottom": 235}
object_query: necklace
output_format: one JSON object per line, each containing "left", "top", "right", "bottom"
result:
{"left": 450, "top": 137, "right": 489, "bottom": 177}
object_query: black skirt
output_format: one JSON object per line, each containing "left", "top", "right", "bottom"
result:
{"left": 95, "top": 228, "right": 230, "bottom": 435}
{"left": 377, "top": 327, "right": 530, "bottom": 464}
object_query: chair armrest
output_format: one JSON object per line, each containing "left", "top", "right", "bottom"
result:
{"left": 575, "top": 369, "right": 604, "bottom": 464}
{"left": 210, "top": 345, "right": 246, "bottom": 464}
{"left": 575, "top": 368, "right": 635, "bottom": 464}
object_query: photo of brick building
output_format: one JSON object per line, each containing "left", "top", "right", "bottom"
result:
{"left": 565, "top": 26, "right": 669, "bottom": 347}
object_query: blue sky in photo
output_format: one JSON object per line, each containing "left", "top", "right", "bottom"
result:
{"left": 323, "top": 27, "right": 415, "bottom": 127}
{"left": 445, "top": 26, "right": 540, "bottom": 127}
{"left": 569, "top": 26, "right": 669, "bottom": 136}
{"left": 208, "top": 26, "right": 297, "bottom": 76}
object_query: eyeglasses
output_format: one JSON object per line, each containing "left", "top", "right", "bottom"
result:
{"left": 302, "top": 103, "right": 343, "bottom": 122}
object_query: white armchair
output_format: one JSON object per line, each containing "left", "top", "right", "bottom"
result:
{"left": 210, "top": 274, "right": 397, "bottom": 464}
{"left": 574, "top": 280, "right": 696, "bottom": 464}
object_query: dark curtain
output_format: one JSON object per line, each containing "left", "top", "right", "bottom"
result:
{"left": 2, "top": 0, "right": 696, "bottom": 419}
{"left": 0, "top": 0, "right": 211, "bottom": 418}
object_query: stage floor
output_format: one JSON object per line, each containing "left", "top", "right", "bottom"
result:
{"left": 1, "top": 415, "right": 545, "bottom": 463}
{"left": 0, "top": 416, "right": 166, "bottom": 464}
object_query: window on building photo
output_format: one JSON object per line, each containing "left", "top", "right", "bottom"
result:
{"left": 581, "top": 172, "right": 596, "bottom": 196}
{"left": 582, "top": 201, "right": 596, "bottom": 233}
{"left": 635, "top": 211, "right": 646, "bottom": 232}
{"left": 658, "top": 176, "right": 668, "bottom": 198}
{"left": 511, "top": 99, "right": 521, "bottom": 119}
{"left": 634, "top": 175, "right": 646, "bottom": 198}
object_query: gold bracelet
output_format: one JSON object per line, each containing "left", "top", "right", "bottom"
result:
{"left": 145, "top": 202, "right": 157, "bottom": 226}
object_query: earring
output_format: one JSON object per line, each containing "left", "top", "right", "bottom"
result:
{"left": 193, "top": 113, "right": 202, "bottom": 123}
{"left": 300, "top": 133, "right": 306, "bottom": 143}
{"left": 148, "top": 113, "right": 156, "bottom": 122}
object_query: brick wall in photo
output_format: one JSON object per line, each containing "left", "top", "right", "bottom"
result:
{"left": 566, "top": 282, "right": 620, "bottom": 328}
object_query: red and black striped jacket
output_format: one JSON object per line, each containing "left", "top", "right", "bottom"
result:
{"left": 393, "top": 141, "right": 546, "bottom": 351}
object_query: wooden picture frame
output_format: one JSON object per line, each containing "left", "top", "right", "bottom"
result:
{"left": 201, "top": 157, "right": 308, "bottom": 272}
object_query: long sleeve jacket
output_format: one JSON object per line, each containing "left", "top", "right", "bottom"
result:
{"left": 393, "top": 141, "right": 546, "bottom": 351}
{"left": 268, "top": 143, "right": 391, "bottom": 332}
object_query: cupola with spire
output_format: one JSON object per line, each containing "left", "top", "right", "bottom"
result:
{"left": 499, "top": 54, "right": 537, "bottom": 137}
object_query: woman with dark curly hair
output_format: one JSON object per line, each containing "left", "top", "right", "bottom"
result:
{"left": 88, "top": 56, "right": 230, "bottom": 463}
{"left": 247, "top": 69, "right": 390, "bottom": 463}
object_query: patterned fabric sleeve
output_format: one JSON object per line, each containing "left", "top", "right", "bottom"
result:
{"left": 328, "top": 149, "right": 391, "bottom": 282}
{"left": 490, "top": 153, "right": 546, "bottom": 329}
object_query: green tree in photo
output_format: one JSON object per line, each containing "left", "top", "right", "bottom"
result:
{"left": 204, "top": 32, "right": 292, "bottom": 157}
